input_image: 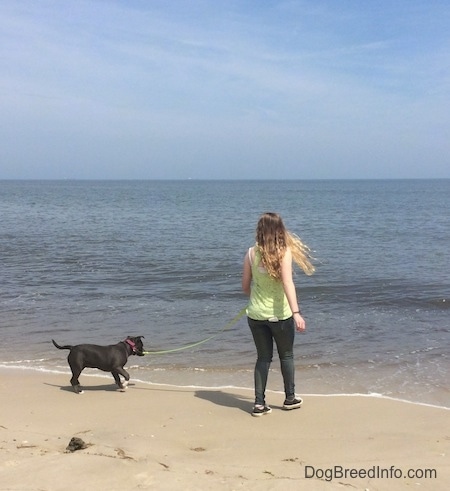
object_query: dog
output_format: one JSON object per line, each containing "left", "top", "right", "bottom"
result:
{"left": 52, "top": 336, "right": 145, "bottom": 394}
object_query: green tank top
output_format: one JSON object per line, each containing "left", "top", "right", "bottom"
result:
{"left": 246, "top": 248, "right": 292, "bottom": 321}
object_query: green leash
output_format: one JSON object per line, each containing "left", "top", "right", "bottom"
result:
{"left": 142, "top": 306, "right": 247, "bottom": 355}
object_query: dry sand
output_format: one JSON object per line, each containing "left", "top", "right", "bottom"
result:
{"left": 0, "top": 369, "right": 448, "bottom": 490}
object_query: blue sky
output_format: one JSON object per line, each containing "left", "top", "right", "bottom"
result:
{"left": 1, "top": 0, "right": 449, "bottom": 179}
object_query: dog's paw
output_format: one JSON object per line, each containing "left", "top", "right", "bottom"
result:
{"left": 118, "top": 381, "right": 129, "bottom": 392}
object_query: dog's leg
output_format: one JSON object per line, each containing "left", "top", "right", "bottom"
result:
{"left": 70, "top": 370, "right": 84, "bottom": 394}
{"left": 111, "top": 371, "right": 121, "bottom": 386}
{"left": 112, "top": 368, "right": 130, "bottom": 391}
{"left": 111, "top": 370, "right": 126, "bottom": 390}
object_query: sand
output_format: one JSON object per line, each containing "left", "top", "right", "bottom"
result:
{"left": 0, "top": 369, "right": 448, "bottom": 491}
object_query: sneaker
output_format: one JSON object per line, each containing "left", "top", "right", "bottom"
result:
{"left": 282, "top": 397, "right": 303, "bottom": 410}
{"left": 251, "top": 405, "right": 272, "bottom": 417}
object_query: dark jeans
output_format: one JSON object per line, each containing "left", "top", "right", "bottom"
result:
{"left": 248, "top": 316, "right": 296, "bottom": 406}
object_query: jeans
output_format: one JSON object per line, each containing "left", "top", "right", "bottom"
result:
{"left": 248, "top": 316, "right": 296, "bottom": 406}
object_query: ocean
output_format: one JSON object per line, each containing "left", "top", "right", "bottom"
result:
{"left": 1, "top": 179, "right": 449, "bottom": 408}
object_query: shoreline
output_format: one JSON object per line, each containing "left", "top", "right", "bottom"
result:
{"left": 2, "top": 364, "right": 449, "bottom": 411}
{"left": 1, "top": 370, "right": 449, "bottom": 490}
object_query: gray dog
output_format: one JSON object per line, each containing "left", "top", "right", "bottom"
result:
{"left": 52, "top": 336, "right": 145, "bottom": 393}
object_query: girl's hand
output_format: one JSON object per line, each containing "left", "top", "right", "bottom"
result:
{"left": 293, "top": 312, "right": 306, "bottom": 332}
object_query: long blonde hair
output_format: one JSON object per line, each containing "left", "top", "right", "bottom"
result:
{"left": 255, "top": 212, "right": 315, "bottom": 280}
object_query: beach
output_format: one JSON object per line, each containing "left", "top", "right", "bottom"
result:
{"left": 1, "top": 181, "right": 449, "bottom": 489}
{"left": 0, "top": 369, "right": 448, "bottom": 491}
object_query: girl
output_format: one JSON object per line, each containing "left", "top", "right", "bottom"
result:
{"left": 242, "top": 212, "right": 315, "bottom": 416}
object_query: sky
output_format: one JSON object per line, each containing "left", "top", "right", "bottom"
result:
{"left": 0, "top": 0, "right": 449, "bottom": 180}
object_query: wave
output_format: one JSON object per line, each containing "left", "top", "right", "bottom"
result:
{"left": 1, "top": 363, "right": 448, "bottom": 411}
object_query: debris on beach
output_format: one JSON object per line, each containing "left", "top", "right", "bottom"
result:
{"left": 65, "top": 437, "right": 88, "bottom": 453}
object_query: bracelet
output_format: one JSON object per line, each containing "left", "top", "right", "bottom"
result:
{"left": 292, "top": 310, "right": 302, "bottom": 315}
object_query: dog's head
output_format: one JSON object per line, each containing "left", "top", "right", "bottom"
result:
{"left": 125, "top": 336, "right": 145, "bottom": 356}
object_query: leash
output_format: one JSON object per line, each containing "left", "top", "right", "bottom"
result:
{"left": 143, "top": 306, "right": 247, "bottom": 355}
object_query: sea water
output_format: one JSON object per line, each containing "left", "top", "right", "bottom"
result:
{"left": 0, "top": 179, "right": 448, "bottom": 407}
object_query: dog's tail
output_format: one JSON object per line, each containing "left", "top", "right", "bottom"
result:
{"left": 52, "top": 339, "right": 73, "bottom": 350}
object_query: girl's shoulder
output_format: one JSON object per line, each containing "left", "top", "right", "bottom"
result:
{"left": 247, "top": 245, "right": 255, "bottom": 263}
{"left": 247, "top": 245, "right": 260, "bottom": 265}
{"left": 282, "top": 246, "right": 293, "bottom": 262}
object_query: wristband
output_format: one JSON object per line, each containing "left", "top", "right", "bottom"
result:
{"left": 292, "top": 310, "right": 302, "bottom": 315}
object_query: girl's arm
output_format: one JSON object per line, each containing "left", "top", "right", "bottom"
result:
{"left": 281, "top": 247, "right": 306, "bottom": 332}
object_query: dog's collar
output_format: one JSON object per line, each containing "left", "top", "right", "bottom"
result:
{"left": 123, "top": 338, "right": 137, "bottom": 353}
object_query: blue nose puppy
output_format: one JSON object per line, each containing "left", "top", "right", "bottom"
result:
{"left": 52, "top": 336, "right": 145, "bottom": 393}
